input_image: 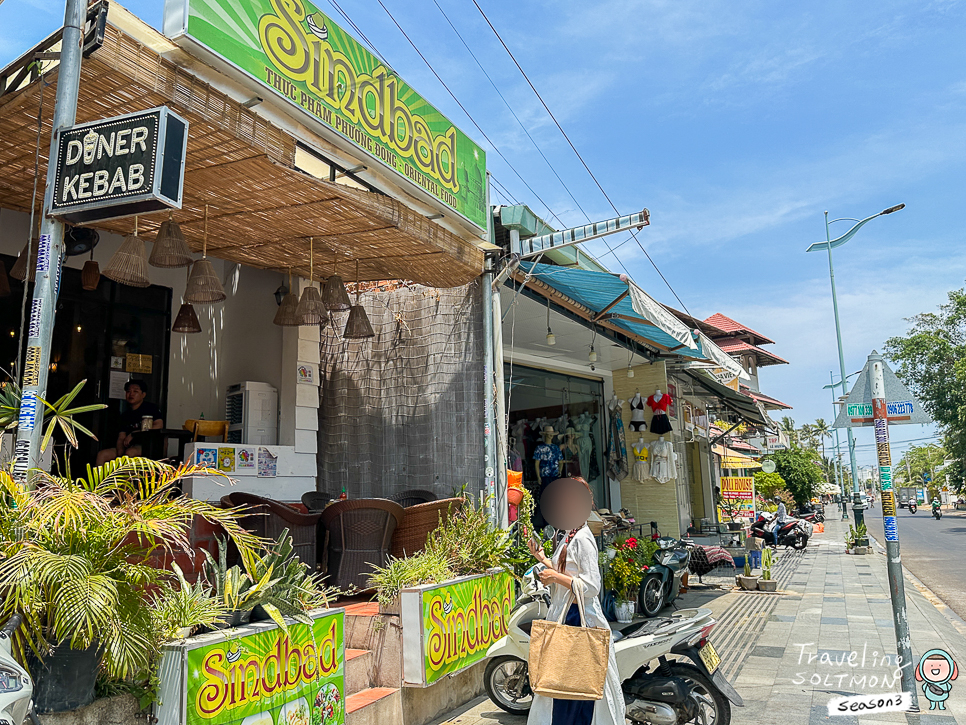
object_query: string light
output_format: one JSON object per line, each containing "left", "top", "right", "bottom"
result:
{"left": 546, "top": 296, "right": 555, "bottom": 346}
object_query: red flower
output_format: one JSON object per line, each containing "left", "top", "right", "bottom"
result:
{"left": 625, "top": 537, "right": 638, "bottom": 549}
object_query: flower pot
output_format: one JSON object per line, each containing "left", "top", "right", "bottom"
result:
{"left": 758, "top": 579, "right": 778, "bottom": 592}
{"left": 737, "top": 575, "right": 759, "bottom": 591}
{"left": 250, "top": 605, "right": 274, "bottom": 623}
{"left": 30, "top": 642, "right": 100, "bottom": 713}
{"left": 198, "top": 608, "right": 252, "bottom": 633}
{"left": 615, "top": 600, "right": 635, "bottom": 623}
{"left": 507, "top": 488, "right": 525, "bottom": 506}
{"left": 379, "top": 597, "right": 401, "bottom": 616}
{"left": 607, "top": 549, "right": 617, "bottom": 561}
{"left": 727, "top": 522, "right": 743, "bottom": 531}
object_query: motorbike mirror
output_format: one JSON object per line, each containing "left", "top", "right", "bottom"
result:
{"left": 543, "top": 525, "right": 555, "bottom": 540}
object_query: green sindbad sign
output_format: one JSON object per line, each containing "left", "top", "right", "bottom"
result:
{"left": 165, "top": 0, "right": 487, "bottom": 229}
{"left": 184, "top": 611, "right": 344, "bottom": 725}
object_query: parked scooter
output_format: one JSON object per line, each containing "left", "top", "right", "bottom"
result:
{"left": 639, "top": 537, "right": 691, "bottom": 617}
{"left": 749, "top": 512, "right": 811, "bottom": 550}
{"left": 0, "top": 614, "right": 40, "bottom": 725}
{"left": 794, "top": 505, "right": 825, "bottom": 524}
{"left": 484, "top": 566, "right": 742, "bottom": 724}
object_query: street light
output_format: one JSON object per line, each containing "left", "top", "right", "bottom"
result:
{"left": 807, "top": 204, "right": 905, "bottom": 529}
{"left": 823, "top": 370, "right": 859, "bottom": 520}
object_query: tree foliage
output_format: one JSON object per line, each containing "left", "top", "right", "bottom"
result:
{"left": 768, "top": 448, "right": 823, "bottom": 506}
{"left": 885, "top": 288, "right": 966, "bottom": 490}
{"left": 753, "top": 470, "right": 787, "bottom": 500}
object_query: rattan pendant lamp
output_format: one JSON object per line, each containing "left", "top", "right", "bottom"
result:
{"left": 295, "top": 237, "right": 328, "bottom": 327}
{"left": 103, "top": 217, "right": 151, "bottom": 287}
{"left": 149, "top": 211, "right": 193, "bottom": 268}
{"left": 173, "top": 268, "right": 202, "bottom": 333}
{"left": 343, "top": 261, "right": 375, "bottom": 339}
{"left": 81, "top": 249, "right": 100, "bottom": 290}
{"left": 322, "top": 257, "right": 352, "bottom": 311}
{"left": 184, "top": 205, "right": 226, "bottom": 304}
{"left": 10, "top": 239, "right": 38, "bottom": 282}
{"left": 273, "top": 269, "right": 301, "bottom": 326}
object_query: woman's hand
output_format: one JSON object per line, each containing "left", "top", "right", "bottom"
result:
{"left": 528, "top": 537, "right": 550, "bottom": 566}
{"left": 537, "top": 567, "right": 574, "bottom": 590}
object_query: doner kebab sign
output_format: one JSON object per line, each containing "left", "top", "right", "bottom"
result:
{"left": 164, "top": 0, "right": 487, "bottom": 229}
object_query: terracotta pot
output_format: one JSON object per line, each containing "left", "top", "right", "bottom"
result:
{"left": 507, "top": 488, "right": 525, "bottom": 506}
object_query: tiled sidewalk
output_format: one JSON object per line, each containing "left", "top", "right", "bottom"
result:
{"left": 432, "top": 517, "right": 966, "bottom": 725}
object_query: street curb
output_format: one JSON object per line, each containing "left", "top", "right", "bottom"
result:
{"left": 867, "top": 530, "right": 966, "bottom": 639}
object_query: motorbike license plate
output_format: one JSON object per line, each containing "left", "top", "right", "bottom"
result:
{"left": 699, "top": 642, "right": 721, "bottom": 673}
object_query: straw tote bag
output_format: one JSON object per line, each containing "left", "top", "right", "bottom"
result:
{"left": 528, "top": 579, "right": 610, "bottom": 700}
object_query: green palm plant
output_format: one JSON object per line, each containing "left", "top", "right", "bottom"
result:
{"left": 0, "top": 378, "right": 21, "bottom": 433}
{"left": 0, "top": 457, "right": 263, "bottom": 680}
{"left": 0, "top": 375, "right": 106, "bottom": 451}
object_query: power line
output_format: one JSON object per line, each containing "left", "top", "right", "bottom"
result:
{"left": 373, "top": 0, "right": 568, "bottom": 228}
{"left": 325, "top": 0, "right": 393, "bottom": 68}
{"left": 467, "top": 0, "right": 693, "bottom": 317}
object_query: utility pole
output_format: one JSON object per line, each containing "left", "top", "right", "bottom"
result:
{"left": 12, "top": 0, "right": 87, "bottom": 482}
{"left": 870, "top": 351, "right": 919, "bottom": 711}
{"left": 830, "top": 371, "right": 849, "bottom": 520}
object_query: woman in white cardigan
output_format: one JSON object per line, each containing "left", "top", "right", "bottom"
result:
{"left": 527, "top": 477, "right": 623, "bottom": 725}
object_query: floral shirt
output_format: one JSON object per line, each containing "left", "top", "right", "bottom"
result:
{"left": 533, "top": 442, "right": 561, "bottom": 481}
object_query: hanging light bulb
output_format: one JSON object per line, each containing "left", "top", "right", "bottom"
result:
{"left": 545, "top": 296, "right": 555, "bottom": 345}
{"left": 588, "top": 326, "right": 597, "bottom": 362}
{"left": 184, "top": 205, "right": 226, "bottom": 304}
{"left": 627, "top": 350, "right": 635, "bottom": 378}
{"left": 295, "top": 237, "right": 328, "bottom": 326}
{"left": 343, "top": 260, "right": 375, "bottom": 339}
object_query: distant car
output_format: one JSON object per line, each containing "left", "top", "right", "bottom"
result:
{"left": 898, "top": 497, "right": 909, "bottom": 509}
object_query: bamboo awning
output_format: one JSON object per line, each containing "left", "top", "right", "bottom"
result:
{"left": 0, "top": 22, "right": 484, "bottom": 287}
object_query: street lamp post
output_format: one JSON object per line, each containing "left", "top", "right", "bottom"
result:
{"left": 806, "top": 204, "right": 905, "bottom": 529}
{"left": 825, "top": 371, "right": 849, "bottom": 520}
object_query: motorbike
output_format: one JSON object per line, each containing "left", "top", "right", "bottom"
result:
{"left": 749, "top": 512, "right": 811, "bottom": 550}
{"left": 484, "top": 566, "right": 742, "bottom": 724}
{"left": 933, "top": 503, "right": 942, "bottom": 520}
{"left": 909, "top": 502, "right": 918, "bottom": 514}
{"left": 0, "top": 614, "right": 39, "bottom": 725}
{"left": 639, "top": 537, "right": 691, "bottom": 618}
{"left": 794, "top": 505, "right": 825, "bottom": 524}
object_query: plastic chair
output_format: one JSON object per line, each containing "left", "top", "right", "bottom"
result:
{"left": 319, "top": 499, "right": 405, "bottom": 591}
{"left": 184, "top": 419, "right": 229, "bottom": 442}
{"left": 220, "top": 492, "right": 322, "bottom": 569}
{"left": 388, "top": 489, "right": 437, "bottom": 508}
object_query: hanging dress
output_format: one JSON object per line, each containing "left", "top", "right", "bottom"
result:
{"left": 629, "top": 394, "right": 647, "bottom": 432}
{"left": 632, "top": 442, "right": 650, "bottom": 483}
{"left": 650, "top": 438, "right": 676, "bottom": 483}
{"left": 647, "top": 393, "right": 673, "bottom": 435}
{"left": 606, "top": 402, "right": 628, "bottom": 481}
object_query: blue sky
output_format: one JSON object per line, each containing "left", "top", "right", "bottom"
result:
{"left": 3, "top": 0, "right": 964, "bottom": 466}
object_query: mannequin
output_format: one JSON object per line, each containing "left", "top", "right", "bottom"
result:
{"left": 511, "top": 420, "right": 528, "bottom": 456}
{"left": 608, "top": 394, "right": 625, "bottom": 412}
{"left": 533, "top": 426, "right": 562, "bottom": 489}
{"left": 629, "top": 390, "right": 647, "bottom": 432}
{"left": 508, "top": 437, "right": 523, "bottom": 472}
{"left": 650, "top": 435, "right": 677, "bottom": 483}
{"left": 554, "top": 413, "right": 570, "bottom": 443}
{"left": 632, "top": 435, "right": 650, "bottom": 483}
{"left": 647, "top": 388, "right": 673, "bottom": 435}
{"left": 574, "top": 411, "right": 594, "bottom": 481}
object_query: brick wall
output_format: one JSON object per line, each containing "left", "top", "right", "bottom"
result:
{"left": 612, "top": 361, "right": 685, "bottom": 537}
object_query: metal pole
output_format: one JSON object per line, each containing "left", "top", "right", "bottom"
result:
{"left": 830, "top": 371, "right": 849, "bottom": 520}
{"left": 12, "top": 0, "right": 87, "bottom": 483}
{"left": 824, "top": 212, "right": 863, "bottom": 528}
{"left": 870, "top": 351, "right": 919, "bottom": 711}
{"left": 481, "top": 175, "right": 499, "bottom": 527}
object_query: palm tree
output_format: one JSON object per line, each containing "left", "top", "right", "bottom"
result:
{"left": 799, "top": 423, "right": 817, "bottom": 450}
{"left": 780, "top": 416, "right": 797, "bottom": 447}
{"left": 812, "top": 418, "right": 832, "bottom": 462}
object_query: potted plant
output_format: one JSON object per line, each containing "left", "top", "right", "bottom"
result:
{"left": 844, "top": 522, "right": 868, "bottom": 552}
{"left": 757, "top": 548, "right": 777, "bottom": 592}
{"left": 736, "top": 556, "right": 759, "bottom": 590}
{"left": 0, "top": 458, "right": 260, "bottom": 713}
{"left": 603, "top": 537, "right": 649, "bottom": 622}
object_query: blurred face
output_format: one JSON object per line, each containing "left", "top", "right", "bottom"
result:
{"left": 541, "top": 478, "right": 593, "bottom": 530}
{"left": 125, "top": 384, "right": 146, "bottom": 407}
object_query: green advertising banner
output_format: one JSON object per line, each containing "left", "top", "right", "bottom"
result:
{"left": 186, "top": 611, "right": 344, "bottom": 725}
{"left": 171, "top": 0, "right": 487, "bottom": 229}
{"left": 422, "top": 572, "right": 515, "bottom": 684}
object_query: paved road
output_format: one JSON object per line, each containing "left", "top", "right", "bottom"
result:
{"left": 862, "top": 501, "right": 966, "bottom": 620}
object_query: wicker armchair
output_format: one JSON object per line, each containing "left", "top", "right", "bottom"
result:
{"left": 220, "top": 492, "right": 322, "bottom": 569}
{"left": 391, "top": 497, "right": 464, "bottom": 559}
{"left": 389, "top": 489, "right": 438, "bottom": 508}
{"left": 302, "top": 491, "right": 337, "bottom": 512}
{"left": 319, "top": 499, "right": 405, "bottom": 591}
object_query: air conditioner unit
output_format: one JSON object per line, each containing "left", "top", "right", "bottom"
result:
{"left": 226, "top": 381, "right": 278, "bottom": 445}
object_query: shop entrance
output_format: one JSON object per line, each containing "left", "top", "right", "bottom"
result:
{"left": 505, "top": 364, "right": 608, "bottom": 512}
{"left": 1, "top": 253, "right": 171, "bottom": 469}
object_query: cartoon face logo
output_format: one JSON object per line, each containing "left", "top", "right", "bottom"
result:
{"left": 916, "top": 649, "right": 958, "bottom": 710}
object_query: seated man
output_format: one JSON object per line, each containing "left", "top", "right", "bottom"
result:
{"left": 96, "top": 379, "right": 163, "bottom": 465}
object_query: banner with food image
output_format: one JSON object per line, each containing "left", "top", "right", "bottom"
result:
{"left": 185, "top": 610, "right": 344, "bottom": 725}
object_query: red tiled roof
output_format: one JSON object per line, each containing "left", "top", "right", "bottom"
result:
{"left": 714, "top": 338, "right": 788, "bottom": 366}
{"left": 705, "top": 313, "right": 775, "bottom": 345}
{"left": 741, "top": 385, "right": 792, "bottom": 410}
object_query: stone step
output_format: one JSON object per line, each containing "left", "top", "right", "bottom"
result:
{"left": 346, "top": 648, "right": 372, "bottom": 696}
{"left": 346, "top": 687, "right": 401, "bottom": 725}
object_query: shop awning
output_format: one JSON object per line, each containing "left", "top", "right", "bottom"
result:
{"left": 712, "top": 445, "right": 762, "bottom": 470}
{"left": 511, "top": 262, "right": 703, "bottom": 354}
{"left": 0, "top": 14, "right": 484, "bottom": 287}
{"left": 684, "top": 370, "right": 770, "bottom": 428}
